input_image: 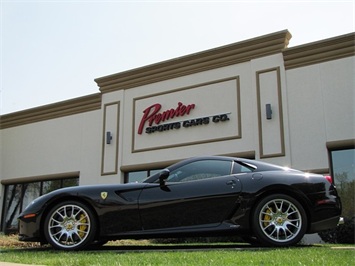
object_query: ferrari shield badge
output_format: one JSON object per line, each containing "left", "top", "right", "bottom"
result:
{"left": 101, "top": 192, "right": 108, "bottom": 200}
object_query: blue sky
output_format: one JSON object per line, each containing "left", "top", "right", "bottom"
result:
{"left": 1, "top": 0, "right": 354, "bottom": 114}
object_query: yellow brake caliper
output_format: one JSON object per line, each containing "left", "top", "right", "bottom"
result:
{"left": 78, "top": 214, "right": 87, "bottom": 238}
{"left": 263, "top": 208, "right": 272, "bottom": 227}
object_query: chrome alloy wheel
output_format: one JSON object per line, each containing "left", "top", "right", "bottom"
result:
{"left": 259, "top": 198, "right": 302, "bottom": 243}
{"left": 47, "top": 204, "right": 91, "bottom": 249}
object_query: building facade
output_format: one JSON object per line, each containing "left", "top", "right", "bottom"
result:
{"left": 1, "top": 30, "right": 354, "bottom": 234}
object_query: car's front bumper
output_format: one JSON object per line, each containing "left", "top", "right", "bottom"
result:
{"left": 18, "top": 215, "right": 43, "bottom": 242}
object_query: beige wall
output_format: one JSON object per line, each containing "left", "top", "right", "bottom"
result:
{"left": 1, "top": 110, "right": 104, "bottom": 185}
{"left": 286, "top": 56, "right": 354, "bottom": 171}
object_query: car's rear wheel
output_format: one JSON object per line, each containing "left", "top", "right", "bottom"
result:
{"left": 44, "top": 201, "right": 97, "bottom": 250}
{"left": 252, "top": 194, "right": 307, "bottom": 247}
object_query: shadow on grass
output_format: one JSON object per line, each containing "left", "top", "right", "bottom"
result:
{"left": 0, "top": 243, "right": 315, "bottom": 253}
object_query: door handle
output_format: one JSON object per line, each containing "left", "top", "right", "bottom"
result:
{"left": 226, "top": 180, "right": 237, "bottom": 186}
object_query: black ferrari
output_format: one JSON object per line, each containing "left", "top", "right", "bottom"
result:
{"left": 18, "top": 156, "right": 342, "bottom": 250}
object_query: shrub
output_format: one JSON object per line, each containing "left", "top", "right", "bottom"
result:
{"left": 319, "top": 217, "right": 354, "bottom": 244}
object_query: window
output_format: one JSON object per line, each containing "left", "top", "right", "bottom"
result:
{"left": 22, "top": 182, "right": 41, "bottom": 213}
{"left": 233, "top": 161, "right": 255, "bottom": 174}
{"left": 167, "top": 159, "right": 232, "bottom": 183}
{"left": 42, "top": 180, "right": 62, "bottom": 195}
{"left": 126, "top": 169, "right": 161, "bottom": 183}
{"left": 2, "top": 184, "right": 22, "bottom": 234}
{"left": 1, "top": 177, "right": 79, "bottom": 234}
{"left": 330, "top": 148, "right": 354, "bottom": 219}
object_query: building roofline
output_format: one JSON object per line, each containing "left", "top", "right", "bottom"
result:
{"left": 0, "top": 93, "right": 101, "bottom": 129}
{"left": 283, "top": 32, "right": 355, "bottom": 69}
{"left": 95, "top": 30, "right": 292, "bottom": 93}
{"left": 2, "top": 31, "right": 354, "bottom": 129}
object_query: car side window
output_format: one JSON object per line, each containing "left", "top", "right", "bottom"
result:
{"left": 167, "top": 160, "right": 232, "bottom": 183}
{"left": 233, "top": 161, "right": 255, "bottom": 174}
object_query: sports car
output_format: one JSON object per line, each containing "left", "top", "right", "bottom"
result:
{"left": 18, "top": 156, "right": 342, "bottom": 250}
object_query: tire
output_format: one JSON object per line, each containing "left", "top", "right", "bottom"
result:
{"left": 252, "top": 194, "right": 307, "bottom": 247}
{"left": 44, "top": 201, "right": 97, "bottom": 250}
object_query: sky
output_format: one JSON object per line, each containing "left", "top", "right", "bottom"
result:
{"left": 0, "top": 0, "right": 354, "bottom": 115}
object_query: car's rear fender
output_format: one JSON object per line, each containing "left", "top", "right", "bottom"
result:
{"left": 246, "top": 185, "right": 314, "bottom": 232}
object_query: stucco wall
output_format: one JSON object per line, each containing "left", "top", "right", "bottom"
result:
{"left": 0, "top": 110, "right": 105, "bottom": 185}
{"left": 286, "top": 56, "right": 355, "bottom": 171}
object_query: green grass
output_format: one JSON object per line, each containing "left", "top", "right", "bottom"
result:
{"left": 0, "top": 243, "right": 354, "bottom": 266}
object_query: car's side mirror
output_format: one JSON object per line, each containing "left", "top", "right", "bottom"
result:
{"left": 159, "top": 169, "right": 170, "bottom": 186}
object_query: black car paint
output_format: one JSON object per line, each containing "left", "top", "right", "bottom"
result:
{"left": 18, "top": 156, "right": 342, "bottom": 245}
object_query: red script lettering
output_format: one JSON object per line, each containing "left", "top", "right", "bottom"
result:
{"left": 138, "top": 102, "right": 195, "bottom": 134}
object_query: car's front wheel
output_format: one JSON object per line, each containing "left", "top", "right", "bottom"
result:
{"left": 44, "top": 201, "right": 97, "bottom": 250}
{"left": 252, "top": 194, "right": 307, "bottom": 247}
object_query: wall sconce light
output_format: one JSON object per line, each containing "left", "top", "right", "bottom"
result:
{"left": 106, "top": 131, "right": 113, "bottom": 144}
{"left": 266, "top": 104, "right": 272, "bottom": 120}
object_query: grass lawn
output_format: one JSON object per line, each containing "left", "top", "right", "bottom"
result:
{"left": 0, "top": 235, "right": 354, "bottom": 266}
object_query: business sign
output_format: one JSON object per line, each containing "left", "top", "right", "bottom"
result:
{"left": 133, "top": 77, "right": 241, "bottom": 152}
{"left": 138, "top": 102, "right": 230, "bottom": 134}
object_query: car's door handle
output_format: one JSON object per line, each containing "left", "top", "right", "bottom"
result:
{"left": 226, "top": 180, "right": 237, "bottom": 186}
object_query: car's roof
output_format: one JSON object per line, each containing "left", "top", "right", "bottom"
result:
{"left": 148, "top": 156, "right": 292, "bottom": 176}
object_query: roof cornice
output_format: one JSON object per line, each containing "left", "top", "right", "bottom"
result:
{"left": 283, "top": 32, "right": 355, "bottom": 69}
{"left": 0, "top": 93, "right": 101, "bottom": 129}
{"left": 95, "top": 30, "right": 292, "bottom": 93}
